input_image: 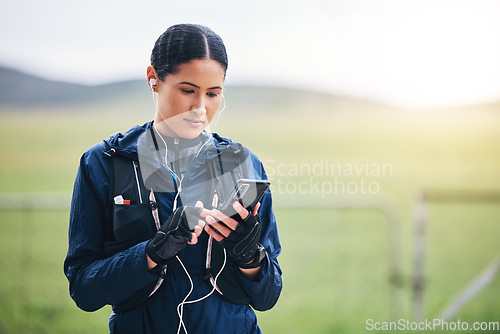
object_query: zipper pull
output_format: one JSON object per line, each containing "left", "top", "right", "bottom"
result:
{"left": 132, "top": 161, "right": 143, "bottom": 204}
{"left": 103, "top": 147, "right": 116, "bottom": 157}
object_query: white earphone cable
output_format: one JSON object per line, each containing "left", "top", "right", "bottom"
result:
{"left": 176, "top": 248, "right": 227, "bottom": 334}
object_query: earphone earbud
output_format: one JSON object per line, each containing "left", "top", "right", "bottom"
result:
{"left": 149, "top": 79, "right": 157, "bottom": 90}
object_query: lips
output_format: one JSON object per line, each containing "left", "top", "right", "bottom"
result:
{"left": 184, "top": 118, "right": 205, "bottom": 127}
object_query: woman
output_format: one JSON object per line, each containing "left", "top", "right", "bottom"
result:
{"left": 64, "top": 24, "right": 282, "bottom": 333}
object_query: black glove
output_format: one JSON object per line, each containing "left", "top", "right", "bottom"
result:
{"left": 146, "top": 206, "right": 202, "bottom": 266}
{"left": 218, "top": 213, "right": 262, "bottom": 265}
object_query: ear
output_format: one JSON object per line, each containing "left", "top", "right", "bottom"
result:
{"left": 146, "top": 66, "right": 158, "bottom": 88}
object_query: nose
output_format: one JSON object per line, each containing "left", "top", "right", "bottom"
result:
{"left": 190, "top": 96, "right": 207, "bottom": 116}
{"left": 190, "top": 106, "right": 206, "bottom": 116}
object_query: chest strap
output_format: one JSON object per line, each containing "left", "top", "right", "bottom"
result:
{"left": 148, "top": 189, "right": 168, "bottom": 297}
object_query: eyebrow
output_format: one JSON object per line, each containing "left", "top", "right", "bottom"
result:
{"left": 178, "top": 82, "right": 222, "bottom": 90}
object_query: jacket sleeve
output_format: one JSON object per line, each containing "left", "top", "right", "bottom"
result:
{"left": 63, "top": 146, "right": 160, "bottom": 312}
{"left": 237, "top": 154, "right": 283, "bottom": 311}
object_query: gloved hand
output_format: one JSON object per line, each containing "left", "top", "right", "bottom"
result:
{"left": 205, "top": 201, "right": 262, "bottom": 265}
{"left": 146, "top": 206, "right": 202, "bottom": 266}
{"left": 219, "top": 212, "right": 262, "bottom": 265}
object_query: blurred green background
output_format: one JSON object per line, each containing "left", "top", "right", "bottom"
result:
{"left": 0, "top": 70, "right": 499, "bottom": 333}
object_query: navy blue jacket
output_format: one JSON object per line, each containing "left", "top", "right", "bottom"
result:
{"left": 64, "top": 122, "right": 282, "bottom": 333}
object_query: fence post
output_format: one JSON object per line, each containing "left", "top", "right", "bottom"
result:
{"left": 413, "top": 192, "right": 426, "bottom": 321}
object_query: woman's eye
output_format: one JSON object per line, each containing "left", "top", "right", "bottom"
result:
{"left": 181, "top": 89, "right": 195, "bottom": 94}
{"left": 207, "top": 92, "right": 218, "bottom": 98}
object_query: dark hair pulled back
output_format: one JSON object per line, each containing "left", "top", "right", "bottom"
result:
{"left": 150, "top": 24, "right": 228, "bottom": 81}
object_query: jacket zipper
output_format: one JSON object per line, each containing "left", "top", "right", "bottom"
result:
{"left": 173, "top": 137, "right": 182, "bottom": 192}
{"left": 132, "top": 161, "right": 143, "bottom": 204}
{"left": 173, "top": 137, "right": 180, "bottom": 177}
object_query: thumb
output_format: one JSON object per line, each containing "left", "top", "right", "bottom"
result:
{"left": 252, "top": 202, "right": 261, "bottom": 216}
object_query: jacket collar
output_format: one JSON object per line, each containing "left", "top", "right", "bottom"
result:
{"left": 103, "top": 121, "right": 233, "bottom": 161}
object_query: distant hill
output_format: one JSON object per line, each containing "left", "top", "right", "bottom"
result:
{"left": 0, "top": 65, "right": 396, "bottom": 114}
{"left": 0, "top": 66, "right": 149, "bottom": 107}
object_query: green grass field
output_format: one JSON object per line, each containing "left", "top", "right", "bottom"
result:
{"left": 1, "top": 94, "right": 499, "bottom": 333}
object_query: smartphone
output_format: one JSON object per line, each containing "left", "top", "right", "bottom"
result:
{"left": 219, "top": 179, "right": 271, "bottom": 217}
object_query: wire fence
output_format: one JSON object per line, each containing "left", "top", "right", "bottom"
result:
{"left": 0, "top": 191, "right": 403, "bottom": 333}
{"left": 2, "top": 190, "right": 499, "bottom": 333}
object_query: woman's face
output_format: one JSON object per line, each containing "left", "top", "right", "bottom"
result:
{"left": 150, "top": 59, "right": 225, "bottom": 139}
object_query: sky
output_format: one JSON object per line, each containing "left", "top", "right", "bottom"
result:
{"left": 1, "top": 0, "right": 500, "bottom": 110}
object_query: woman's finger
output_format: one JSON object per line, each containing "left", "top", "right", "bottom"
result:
{"left": 252, "top": 202, "right": 261, "bottom": 216}
{"left": 188, "top": 231, "right": 198, "bottom": 245}
{"left": 205, "top": 215, "right": 232, "bottom": 238}
{"left": 195, "top": 200, "right": 212, "bottom": 218}
{"left": 233, "top": 201, "right": 250, "bottom": 220}
{"left": 204, "top": 223, "right": 224, "bottom": 242}
{"left": 188, "top": 222, "right": 205, "bottom": 244}
{"left": 208, "top": 209, "right": 239, "bottom": 231}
